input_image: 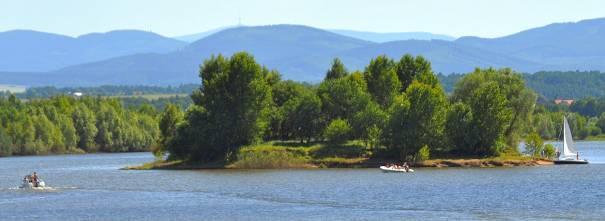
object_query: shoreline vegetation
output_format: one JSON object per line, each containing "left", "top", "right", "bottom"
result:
{"left": 125, "top": 140, "right": 553, "bottom": 170}
{"left": 125, "top": 157, "right": 553, "bottom": 170}
{"left": 128, "top": 52, "right": 563, "bottom": 169}
{"left": 140, "top": 52, "right": 560, "bottom": 171}
{"left": 4, "top": 51, "right": 601, "bottom": 171}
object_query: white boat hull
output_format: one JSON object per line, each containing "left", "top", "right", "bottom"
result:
{"left": 554, "top": 159, "right": 588, "bottom": 164}
{"left": 380, "top": 166, "right": 414, "bottom": 173}
{"left": 20, "top": 180, "right": 46, "bottom": 189}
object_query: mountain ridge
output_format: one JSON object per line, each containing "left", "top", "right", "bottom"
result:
{"left": 2, "top": 18, "right": 605, "bottom": 86}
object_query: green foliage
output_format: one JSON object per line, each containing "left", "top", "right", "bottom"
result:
{"left": 364, "top": 55, "right": 400, "bottom": 107}
{"left": 396, "top": 54, "right": 436, "bottom": 91}
{"left": 417, "top": 145, "right": 430, "bottom": 161}
{"left": 524, "top": 71, "right": 605, "bottom": 99}
{"left": 325, "top": 58, "right": 348, "bottom": 80}
{"left": 169, "top": 52, "right": 273, "bottom": 162}
{"left": 156, "top": 104, "right": 183, "bottom": 157}
{"left": 283, "top": 91, "right": 323, "bottom": 143}
{"left": 351, "top": 102, "right": 387, "bottom": 148}
{"left": 0, "top": 95, "right": 159, "bottom": 156}
{"left": 450, "top": 68, "right": 534, "bottom": 156}
{"left": 324, "top": 119, "right": 352, "bottom": 145}
{"left": 524, "top": 132, "right": 544, "bottom": 157}
{"left": 317, "top": 73, "right": 371, "bottom": 122}
{"left": 440, "top": 71, "right": 605, "bottom": 99}
{"left": 233, "top": 146, "right": 308, "bottom": 169}
{"left": 385, "top": 81, "right": 447, "bottom": 160}
{"left": 543, "top": 144, "right": 556, "bottom": 159}
{"left": 72, "top": 103, "right": 98, "bottom": 152}
{"left": 14, "top": 84, "right": 199, "bottom": 99}
{"left": 446, "top": 102, "right": 474, "bottom": 153}
{"left": 0, "top": 127, "right": 12, "bottom": 157}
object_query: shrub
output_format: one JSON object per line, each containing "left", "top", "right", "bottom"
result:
{"left": 543, "top": 144, "right": 556, "bottom": 159}
{"left": 232, "top": 146, "right": 308, "bottom": 169}
{"left": 324, "top": 119, "right": 352, "bottom": 144}
{"left": 417, "top": 145, "right": 430, "bottom": 161}
{"left": 590, "top": 126, "right": 602, "bottom": 137}
{"left": 524, "top": 132, "right": 544, "bottom": 157}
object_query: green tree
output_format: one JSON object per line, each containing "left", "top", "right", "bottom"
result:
{"left": 283, "top": 92, "right": 323, "bottom": 143}
{"left": 364, "top": 55, "right": 401, "bottom": 108}
{"left": 157, "top": 104, "right": 183, "bottom": 157}
{"left": 468, "top": 83, "right": 511, "bottom": 155}
{"left": 445, "top": 102, "right": 475, "bottom": 154}
{"left": 417, "top": 145, "right": 430, "bottom": 161}
{"left": 524, "top": 132, "right": 544, "bottom": 157}
{"left": 72, "top": 104, "right": 98, "bottom": 152}
{"left": 543, "top": 144, "right": 556, "bottom": 159}
{"left": 324, "top": 119, "right": 351, "bottom": 145}
{"left": 451, "top": 68, "right": 535, "bottom": 154}
{"left": 317, "top": 74, "right": 371, "bottom": 122}
{"left": 0, "top": 127, "right": 12, "bottom": 156}
{"left": 325, "top": 58, "right": 348, "bottom": 80}
{"left": 171, "top": 52, "right": 273, "bottom": 162}
{"left": 351, "top": 102, "right": 387, "bottom": 147}
{"left": 395, "top": 54, "right": 436, "bottom": 91}
{"left": 95, "top": 103, "right": 125, "bottom": 152}
{"left": 385, "top": 81, "right": 447, "bottom": 160}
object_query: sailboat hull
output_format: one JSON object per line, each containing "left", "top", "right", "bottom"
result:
{"left": 554, "top": 159, "right": 588, "bottom": 164}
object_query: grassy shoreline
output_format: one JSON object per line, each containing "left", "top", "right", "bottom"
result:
{"left": 124, "top": 157, "right": 552, "bottom": 170}
{"left": 125, "top": 140, "right": 553, "bottom": 170}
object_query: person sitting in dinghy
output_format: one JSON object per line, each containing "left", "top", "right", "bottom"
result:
{"left": 403, "top": 162, "right": 410, "bottom": 172}
{"left": 31, "top": 172, "right": 39, "bottom": 187}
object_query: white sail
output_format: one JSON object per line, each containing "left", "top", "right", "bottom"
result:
{"left": 562, "top": 116, "right": 577, "bottom": 158}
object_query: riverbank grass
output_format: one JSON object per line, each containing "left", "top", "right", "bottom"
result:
{"left": 127, "top": 140, "right": 553, "bottom": 169}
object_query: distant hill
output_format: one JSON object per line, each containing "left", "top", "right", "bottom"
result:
{"left": 329, "top": 30, "right": 455, "bottom": 42}
{"left": 173, "top": 26, "right": 233, "bottom": 42}
{"left": 337, "top": 40, "right": 540, "bottom": 74}
{"left": 0, "top": 30, "right": 186, "bottom": 72}
{"left": 456, "top": 18, "right": 605, "bottom": 71}
{"left": 35, "top": 25, "right": 373, "bottom": 85}
{"left": 3, "top": 18, "right": 605, "bottom": 86}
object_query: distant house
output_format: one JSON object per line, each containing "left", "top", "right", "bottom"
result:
{"left": 554, "top": 99, "right": 574, "bottom": 106}
{"left": 73, "top": 92, "right": 83, "bottom": 97}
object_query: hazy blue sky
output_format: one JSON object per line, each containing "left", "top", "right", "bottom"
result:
{"left": 2, "top": 0, "right": 604, "bottom": 38}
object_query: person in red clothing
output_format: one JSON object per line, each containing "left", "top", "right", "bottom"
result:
{"left": 31, "top": 172, "right": 39, "bottom": 187}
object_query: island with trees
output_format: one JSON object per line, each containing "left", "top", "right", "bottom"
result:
{"left": 135, "top": 52, "right": 550, "bottom": 169}
{"left": 3, "top": 51, "right": 605, "bottom": 168}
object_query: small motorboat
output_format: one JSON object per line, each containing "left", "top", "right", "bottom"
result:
{"left": 380, "top": 166, "right": 414, "bottom": 173}
{"left": 20, "top": 175, "right": 46, "bottom": 189}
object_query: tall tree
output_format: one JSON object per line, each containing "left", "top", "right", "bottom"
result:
{"left": 468, "top": 82, "right": 511, "bottom": 155}
{"left": 317, "top": 74, "right": 371, "bottom": 122}
{"left": 157, "top": 104, "right": 183, "bottom": 156}
{"left": 451, "top": 68, "right": 535, "bottom": 149}
{"left": 0, "top": 127, "right": 12, "bottom": 156}
{"left": 325, "top": 58, "right": 348, "bottom": 80}
{"left": 171, "top": 52, "right": 273, "bottom": 162}
{"left": 364, "top": 55, "right": 401, "bottom": 108}
{"left": 72, "top": 103, "right": 98, "bottom": 152}
{"left": 395, "top": 54, "right": 435, "bottom": 91}
{"left": 385, "top": 81, "right": 447, "bottom": 160}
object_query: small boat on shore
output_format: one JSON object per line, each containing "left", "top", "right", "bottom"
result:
{"left": 554, "top": 116, "right": 588, "bottom": 165}
{"left": 379, "top": 166, "right": 414, "bottom": 173}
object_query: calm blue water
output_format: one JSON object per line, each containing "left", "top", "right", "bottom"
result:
{"left": 1, "top": 142, "right": 605, "bottom": 221}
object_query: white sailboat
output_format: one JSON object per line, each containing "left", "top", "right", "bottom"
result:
{"left": 554, "top": 116, "right": 588, "bottom": 164}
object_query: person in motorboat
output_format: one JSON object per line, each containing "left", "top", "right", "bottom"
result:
{"left": 32, "top": 172, "right": 39, "bottom": 187}
{"left": 577, "top": 152, "right": 579, "bottom": 160}
{"left": 403, "top": 162, "right": 410, "bottom": 172}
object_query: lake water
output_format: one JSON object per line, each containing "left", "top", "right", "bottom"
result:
{"left": 1, "top": 142, "right": 605, "bottom": 221}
